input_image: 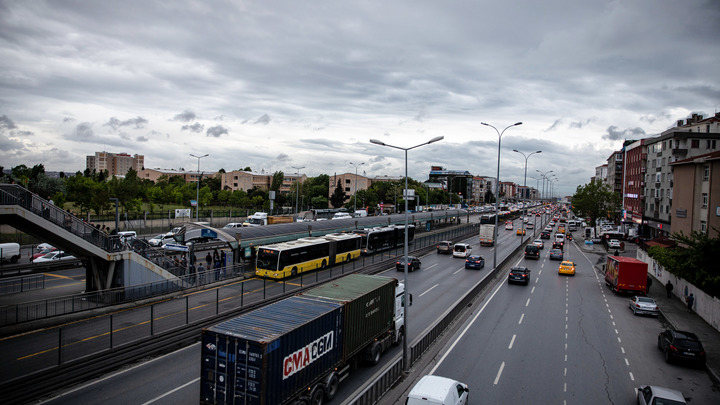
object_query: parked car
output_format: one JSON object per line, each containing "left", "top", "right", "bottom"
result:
{"left": 437, "top": 240, "right": 454, "bottom": 254}
{"left": 532, "top": 239, "right": 544, "bottom": 249}
{"left": 465, "top": 255, "right": 485, "bottom": 270}
{"left": 657, "top": 330, "right": 706, "bottom": 366}
{"left": 608, "top": 239, "right": 621, "bottom": 249}
{"left": 524, "top": 244, "right": 540, "bottom": 260}
{"left": 637, "top": 385, "right": 686, "bottom": 405}
{"left": 33, "top": 251, "right": 77, "bottom": 263}
{"left": 148, "top": 234, "right": 176, "bottom": 247}
{"left": 406, "top": 375, "right": 468, "bottom": 405}
{"left": 508, "top": 266, "right": 531, "bottom": 285}
{"left": 31, "top": 246, "right": 58, "bottom": 261}
{"left": 36, "top": 242, "right": 53, "bottom": 251}
{"left": 453, "top": 243, "right": 472, "bottom": 258}
{"left": 629, "top": 296, "right": 659, "bottom": 316}
{"left": 558, "top": 261, "right": 576, "bottom": 276}
{"left": 549, "top": 249, "right": 563, "bottom": 260}
{"left": 396, "top": 256, "right": 421, "bottom": 272}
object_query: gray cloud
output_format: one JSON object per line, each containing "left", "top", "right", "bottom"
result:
{"left": 206, "top": 125, "right": 229, "bottom": 137}
{"left": 276, "top": 153, "right": 289, "bottom": 161}
{"left": 0, "top": 115, "right": 18, "bottom": 131}
{"left": 603, "top": 126, "right": 646, "bottom": 141}
{"left": 106, "top": 116, "right": 148, "bottom": 130}
{"left": 173, "top": 110, "right": 196, "bottom": 122}
{"left": 137, "top": 136, "right": 149, "bottom": 142}
{"left": 255, "top": 114, "right": 271, "bottom": 125}
{"left": 74, "top": 123, "right": 94, "bottom": 139}
{"left": 181, "top": 122, "right": 204, "bottom": 133}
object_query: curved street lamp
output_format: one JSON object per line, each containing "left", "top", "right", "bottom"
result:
{"left": 370, "top": 135, "right": 444, "bottom": 373}
{"left": 291, "top": 166, "right": 305, "bottom": 215}
{"left": 536, "top": 169, "right": 554, "bottom": 201}
{"left": 350, "top": 162, "right": 365, "bottom": 214}
{"left": 513, "top": 149, "right": 541, "bottom": 244}
{"left": 481, "top": 121, "right": 522, "bottom": 271}
{"left": 190, "top": 153, "right": 209, "bottom": 221}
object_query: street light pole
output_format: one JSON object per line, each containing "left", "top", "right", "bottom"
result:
{"left": 350, "top": 162, "right": 365, "bottom": 214}
{"left": 481, "top": 121, "right": 522, "bottom": 270}
{"left": 513, "top": 149, "right": 541, "bottom": 245}
{"left": 536, "top": 169, "right": 554, "bottom": 202}
{"left": 190, "top": 153, "right": 208, "bottom": 221}
{"left": 291, "top": 166, "right": 305, "bottom": 216}
{"left": 370, "top": 135, "right": 444, "bottom": 373}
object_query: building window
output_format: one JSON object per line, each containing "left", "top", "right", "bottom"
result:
{"left": 345, "top": 179, "right": 351, "bottom": 184}
{"left": 702, "top": 193, "right": 708, "bottom": 208}
{"left": 701, "top": 221, "right": 707, "bottom": 233}
{"left": 691, "top": 139, "right": 700, "bottom": 148}
{"left": 345, "top": 187, "right": 351, "bottom": 192}
{"left": 704, "top": 164, "right": 710, "bottom": 180}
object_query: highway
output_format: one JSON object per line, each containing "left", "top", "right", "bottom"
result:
{"left": 16, "top": 211, "right": 718, "bottom": 404}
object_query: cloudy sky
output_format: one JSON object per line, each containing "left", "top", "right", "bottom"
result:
{"left": 1, "top": 0, "right": 718, "bottom": 196}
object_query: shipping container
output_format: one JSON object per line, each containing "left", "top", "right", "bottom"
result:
{"left": 201, "top": 296, "right": 343, "bottom": 405}
{"left": 300, "top": 274, "right": 395, "bottom": 361}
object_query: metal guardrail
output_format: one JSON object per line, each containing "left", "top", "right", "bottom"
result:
{"left": 0, "top": 274, "right": 44, "bottom": 296}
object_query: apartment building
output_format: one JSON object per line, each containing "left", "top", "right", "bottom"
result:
{"left": 670, "top": 150, "right": 720, "bottom": 238}
{"left": 221, "top": 170, "right": 306, "bottom": 194}
{"left": 623, "top": 139, "right": 647, "bottom": 226}
{"left": 86, "top": 152, "right": 144, "bottom": 177}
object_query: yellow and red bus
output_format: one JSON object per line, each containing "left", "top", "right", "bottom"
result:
{"left": 255, "top": 233, "right": 361, "bottom": 279}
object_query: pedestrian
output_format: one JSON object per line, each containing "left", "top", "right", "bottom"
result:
{"left": 686, "top": 293, "right": 694, "bottom": 312}
{"left": 614, "top": 249, "right": 619, "bottom": 256}
{"left": 665, "top": 280, "right": 673, "bottom": 298}
{"left": 221, "top": 251, "right": 227, "bottom": 277}
{"left": 205, "top": 252, "right": 212, "bottom": 268}
{"left": 197, "top": 262, "right": 206, "bottom": 284}
{"left": 646, "top": 276, "right": 652, "bottom": 293}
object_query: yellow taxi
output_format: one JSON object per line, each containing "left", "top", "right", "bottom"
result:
{"left": 558, "top": 261, "right": 576, "bottom": 276}
{"left": 558, "top": 226, "right": 566, "bottom": 234}
{"left": 516, "top": 228, "right": 526, "bottom": 235}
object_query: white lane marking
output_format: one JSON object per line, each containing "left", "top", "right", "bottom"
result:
{"left": 525, "top": 298, "right": 531, "bottom": 307}
{"left": 425, "top": 263, "right": 438, "bottom": 271}
{"left": 142, "top": 378, "right": 199, "bottom": 405}
{"left": 625, "top": 358, "right": 630, "bottom": 366}
{"left": 629, "top": 372, "right": 635, "bottom": 381}
{"left": 493, "top": 362, "right": 505, "bottom": 385}
{"left": 518, "top": 313, "right": 524, "bottom": 325}
{"left": 419, "top": 284, "right": 439, "bottom": 297}
{"left": 453, "top": 267, "right": 464, "bottom": 274}
{"left": 429, "top": 281, "right": 504, "bottom": 375}
{"left": 621, "top": 347, "right": 625, "bottom": 354}
{"left": 508, "top": 334, "right": 516, "bottom": 349}
{"left": 531, "top": 286, "right": 535, "bottom": 293}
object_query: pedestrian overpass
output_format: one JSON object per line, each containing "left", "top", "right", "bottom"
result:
{"left": 0, "top": 184, "right": 182, "bottom": 292}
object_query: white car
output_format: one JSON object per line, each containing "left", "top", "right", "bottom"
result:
{"left": 504, "top": 222, "right": 513, "bottom": 230}
{"left": 453, "top": 243, "right": 472, "bottom": 258}
{"left": 148, "top": 234, "right": 176, "bottom": 247}
{"left": 407, "top": 375, "right": 468, "bottom": 405}
{"left": 33, "top": 251, "right": 77, "bottom": 263}
{"left": 36, "top": 243, "right": 53, "bottom": 251}
{"left": 637, "top": 385, "right": 686, "bottom": 405}
{"left": 608, "top": 239, "right": 621, "bottom": 249}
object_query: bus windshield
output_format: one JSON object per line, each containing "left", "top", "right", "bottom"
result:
{"left": 256, "top": 248, "right": 280, "bottom": 270}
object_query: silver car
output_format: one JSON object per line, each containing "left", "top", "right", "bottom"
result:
{"left": 629, "top": 296, "right": 659, "bottom": 316}
{"left": 637, "top": 385, "right": 686, "bottom": 405}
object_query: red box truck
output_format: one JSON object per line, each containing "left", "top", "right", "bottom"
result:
{"left": 604, "top": 256, "right": 648, "bottom": 294}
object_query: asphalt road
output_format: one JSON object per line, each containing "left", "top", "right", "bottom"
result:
{"left": 423, "top": 233, "right": 719, "bottom": 404}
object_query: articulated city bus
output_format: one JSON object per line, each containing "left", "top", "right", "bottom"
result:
{"left": 255, "top": 233, "right": 361, "bottom": 279}
{"left": 353, "top": 225, "right": 415, "bottom": 255}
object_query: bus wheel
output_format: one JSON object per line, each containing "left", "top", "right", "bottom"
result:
{"left": 321, "top": 260, "right": 327, "bottom": 269}
{"left": 346, "top": 255, "right": 352, "bottom": 263}
{"left": 291, "top": 267, "right": 298, "bottom": 277}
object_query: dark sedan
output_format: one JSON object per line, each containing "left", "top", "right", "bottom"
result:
{"left": 396, "top": 256, "right": 421, "bottom": 272}
{"left": 657, "top": 329, "right": 706, "bottom": 366}
{"left": 508, "top": 266, "right": 531, "bottom": 285}
{"left": 465, "top": 255, "right": 485, "bottom": 270}
{"left": 549, "top": 248, "right": 564, "bottom": 260}
{"left": 540, "top": 231, "right": 551, "bottom": 239}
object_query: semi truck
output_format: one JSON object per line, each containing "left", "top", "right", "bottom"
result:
{"left": 244, "top": 212, "right": 295, "bottom": 226}
{"left": 200, "top": 274, "right": 409, "bottom": 405}
{"left": 479, "top": 224, "right": 495, "bottom": 246}
{"left": 604, "top": 256, "right": 648, "bottom": 294}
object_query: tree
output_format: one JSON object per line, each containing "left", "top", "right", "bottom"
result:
{"left": 330, "top": 180, "right": 346, "bottom": 208}
{"left": 571, "top": 179, "right": 621, "bottom": 226}
{"left": 271, "top": 171, "right": 284, "bottom": 191}
{"left": 648, "top": 229, "right": 720, "bottom": 297}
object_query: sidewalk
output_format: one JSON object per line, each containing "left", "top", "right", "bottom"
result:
{"left": 581, "top": 239, "right": 720, "bottom": 385}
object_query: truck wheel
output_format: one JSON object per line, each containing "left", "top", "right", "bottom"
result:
{"left": 11, "top": 255, "right": 19, "bottom": 263}
{"left": 393, "top": 326, "right": 404, "bottom": 346}
{"left": 370, "top": 342, "right": 382, "bottom": 365}
{"left": 324, "top": 374, "right": 339, "bottom": 401}
{"left": 310, "top": 386, "right": 325, "bottom": 405}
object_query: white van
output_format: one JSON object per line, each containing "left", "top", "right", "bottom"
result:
{"left": 0, "top": 243, "right": 21, "bottom": 264}
{"left": 406, "top": 375, "right": 469, "bottom": 405}
{"left": 452, "top": 243, "right": 472, "bottom": 258}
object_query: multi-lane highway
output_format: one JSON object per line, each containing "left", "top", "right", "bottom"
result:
{"left": 22, "top": 212, "right": 719, "bottom": 404}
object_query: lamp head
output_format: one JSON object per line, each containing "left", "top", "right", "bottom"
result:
{"left": 427, "top": 136, "right": 444, "bottom": 144}
{"left": 370, "top": 139, "right": 385, "bottom": 146}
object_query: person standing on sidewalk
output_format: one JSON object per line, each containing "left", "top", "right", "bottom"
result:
{"left": 665, "top": 280, "right": 673, "bottom": 298}
{"left": 686, "top": 293, "right": 695, "bottom": 312}
{"left": 646, "top": 276, "right": 652, "bottom": 293}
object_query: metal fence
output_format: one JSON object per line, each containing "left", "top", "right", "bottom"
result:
{"left": 0, "top": 274, "right": 44, "bottom": 296}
